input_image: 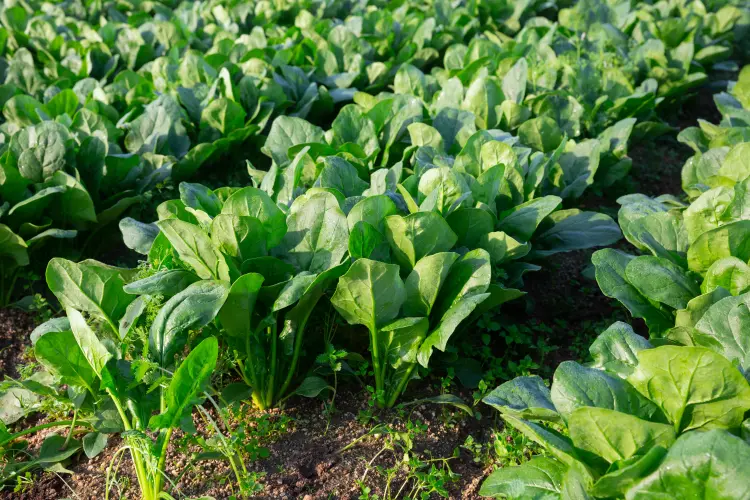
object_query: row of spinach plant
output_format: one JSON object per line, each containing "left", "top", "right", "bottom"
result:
{"left": 1, "top": 0, "right": 750, "bottom": 497}
{"left": 477, "top": 64, "right": 750, "bottom": 498}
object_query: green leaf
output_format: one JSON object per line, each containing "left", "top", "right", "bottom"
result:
{"left": 0, "top": 224, "right": 28, "bottom": 271}
{"left": 568, "top": 407, "right": 675, "bottom": 464}
{"left": 627, "top": 346, "right": 750, "bottom": 432}
{"left": 625, "top": 256, "right": 700, "bottom": 310}
{"left": 331, "top": 259, "right": 406, "bottom": 333}
{"left": 274, "top": 191, "right": 349, "bottom": 273}
{"left": 483, "top": 376, "right": 560, "bottom": 422}
{"left": 551, "top": 361, "right": 655, "bottom": 422}
{"left": 479, "top": 457, "right": 565, "bottom": 499}
{"left": 693, "top": 293, "right": 750, "bottom": 371}
{"left": 218, "top": 273, "right": 264, "bottom": 338}
{"left": 589, "top": 446, "right": 667, "bottom": 498}
{"left": 384, "top": 212, "right": 457, "bottom": 271}
{"left": 149, "top": 336, "right": 218, "bottom": 430}
{"left": 592, "top": 249, "right": 674, "bottom": 334}
{"left": 518, "top": 116, "right": 564, "bottom": 153}
{"left": 589, "top": 322, "right": 651, "bottom": 377}
{"left": 293, "top": 376, "right": 331, "bottom": 398}
{"left": 46, "top": 258, "right": 135, "bottom": 336}
{"left": 149, "top": 281, "right": 229, "bottom": 367}
{"left": 403, "top": 252, "right": 459, "bottom": 317}
{"left": 531, "top": 210, "right": 621, "bottom": 257}
{"left": 222, "top": 187, "right": 287, "bottom": 248}
{"left": 702, "top": 257, "right": 750, "bottom": 296}
{"left": 124, "top": 270, "right": 201, "bottom": 297}
{"left": 331, "top": 105, "right": 379, "bottom": 157}
{"left": 156, "top": 219, "right": 231, "bottom": 281}
{"left": 35, "top": 331, "right": 97, "bottom": 393}
{"left": 180, "top": 183, "right": 223, "bottom": 218}
{"left": 210, "top": 215, "right": 267, "bottom": 262}
{"left": 446, "top": 208, "right": 495, "bottom": 248}
{"left": 687, "top": 220, "right": 750, "bottom": 275}
{"left": 119, "top": 218, "right": 159, "bottom": 255}
{"left": 348, "top": 221, "right": 390, "bottom": 261}
{"left": 67, "top": 308, "right": 112, "bottom": 376}
{"left": 626, "top": 430, "right": 750, "bottom": 498}
{"left": 262, "top": 116, "right": 325, "bottom": 166}
{"left": 316, "top": 157, "right": 369, "bottom": 198}
{"left": 497, "top": 196, "right": 562, "bottom": 242}
{"left": 83, "top": 432, "right": 108, "bottom": 459}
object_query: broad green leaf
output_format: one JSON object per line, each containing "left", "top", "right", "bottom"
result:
{"left": 403, "top": 252, "right": 459, "bottom": 317}
{"left": 627, "top": 346, "right": 750, "bottom": 432}
{"left": 589, "top": 322, "right": 651, "bottom": 377}
{"left": 590, "top": 446, "right": 667, "bottom": 498}
{"left": 218, "top": 273, "right": 264, "bottom": 338}
{"left": 35, "top": 331, "right": 97, "bottom": 393}
{"left": 262, "top": 116, "right": 325, "bottom": 166}
{"left": 274, "top": 191, "right": 348, "bottom": 273}
{"left": 67, "top": 308, "right": 111, "bottom": 376}
{"left": 210, "top": 215, "right": 267, "bottom": 262}
{"left": 222, "top": 187, "right": 287, "bottom": 248}
{"left": 156, "top": 219, "right": 231, "bottom": 281}
{"left": 384, "top": 212, "right": 457, "bottom": 271}
{"left": 592, "top": 249, "right": 673, "bottom": 334}
{"left": 531, "top": 210, "right": 622, "bottom": 257}
{"left": 331, "top": 105, "right": 379, "bottom": 157}
{"left": 119, "top": 218, "right": 159, "bottom": 255}
{"left": 497, "top": 196, "right": 561, "bottom": 242}
{"left": 551, "top": 361, "right": 655, "bottom": 422}
{"left": 149, "top": 336, "right": 218, "bottom": 430}
{"left": 626, "top": 430, "right": 750, "bottom": 499}
{"left": 149, "top": 281, "right": 229, "bottom": 366}
{"left": 331, "top": 259, "right": 406, "bottom": 333}
{"left": 0, "top": 224, "right": 28, "bottom": 270}
{"left": 123, "top": 270, "right": 201, "bottom": 297}
{"left": 348, "top": 221, "right": 389, "bottom": 261}
{"left": 180, "top": 183, "right": 222, "bottom": 217}
{"left": 687, "top": 220, "right": 750, "bottom": 275}
{"left": 46, "top": 258, "right": 135, "bottom": 335}
{"left": 483, "top": 376, "right": 560, "bottom": 422}
{"left": 347, "top": 196, "right": 399, "bottom": 234}
{"left": 518, "top": 116, "right": 563, "bottom": 153}
{"left": 446, "top": 208, "right": 495, "bottom": 248}
{"left": 625, "top": 256, "right": 700, "bottom": 310}
{"left": 479, "top": 457, "right": 565, "bottom": 499}
{"left": 568, "top": 407, "right": 675, "bottom": 464}
{"left": 694, "top": 292, "right": 750, "bottom": 371}
{"left": 702, "top": 257, "right": 750, "bottom": 296}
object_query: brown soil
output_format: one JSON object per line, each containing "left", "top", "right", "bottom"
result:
{"left": 3, "top": 387, "right": 500, "bottom": 499}
{"left": 0, "top": 307, "right": 35, "bottom": 379}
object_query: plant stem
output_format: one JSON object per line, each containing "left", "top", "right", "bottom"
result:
{"left": 368, "top": 327, "right": 384, "bottom": 407}
{"left": 63, "top": 409, "right": 78, "bottom": 449}
{"left": 107, "top": 389, "right": 151, "bottom": 500}
{"left": 0, "top": 419, "right": 94, "bottom": 448}
{"left": 385, "top": 364, "right": 417, "bottom": 409}
{"left": 152, "top": 427, "right": 174, "bottom": 497}
{"left": 278, "top": 290, "right": 321, "bottom": 399}
{"left": 266, "top": 324, "right": 277, "bottom": 408}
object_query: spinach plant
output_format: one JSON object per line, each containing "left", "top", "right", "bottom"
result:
{"left": 123, "top": 184, "right": 349, "bottom": 409}
{"left": 479, "top": 321, "right": 750, "bottom": 499}
{"left": 22, "top": 258, "right": 230, "bottom": 499}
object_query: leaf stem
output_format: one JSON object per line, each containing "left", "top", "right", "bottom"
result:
{"left": 0, "top": 419, "right": 94, "bottom": 449}
{"left": 369, "top": 327, "right": 385, "bottom": 407}
{"left": 152, "top": 427, "right": 174, "bottom": 497}
{"left": 266, "top": 324, "right": 277, "bottom": 408}
{"left": 386, "top": 363, "right": 416, "bottom": 408}
{"left": 106, "top": 389, "right": 151, "bottom": 500}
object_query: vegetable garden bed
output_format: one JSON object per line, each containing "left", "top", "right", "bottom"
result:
{"left": 1, "top": 0, "right": 750, "bottom": 498}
